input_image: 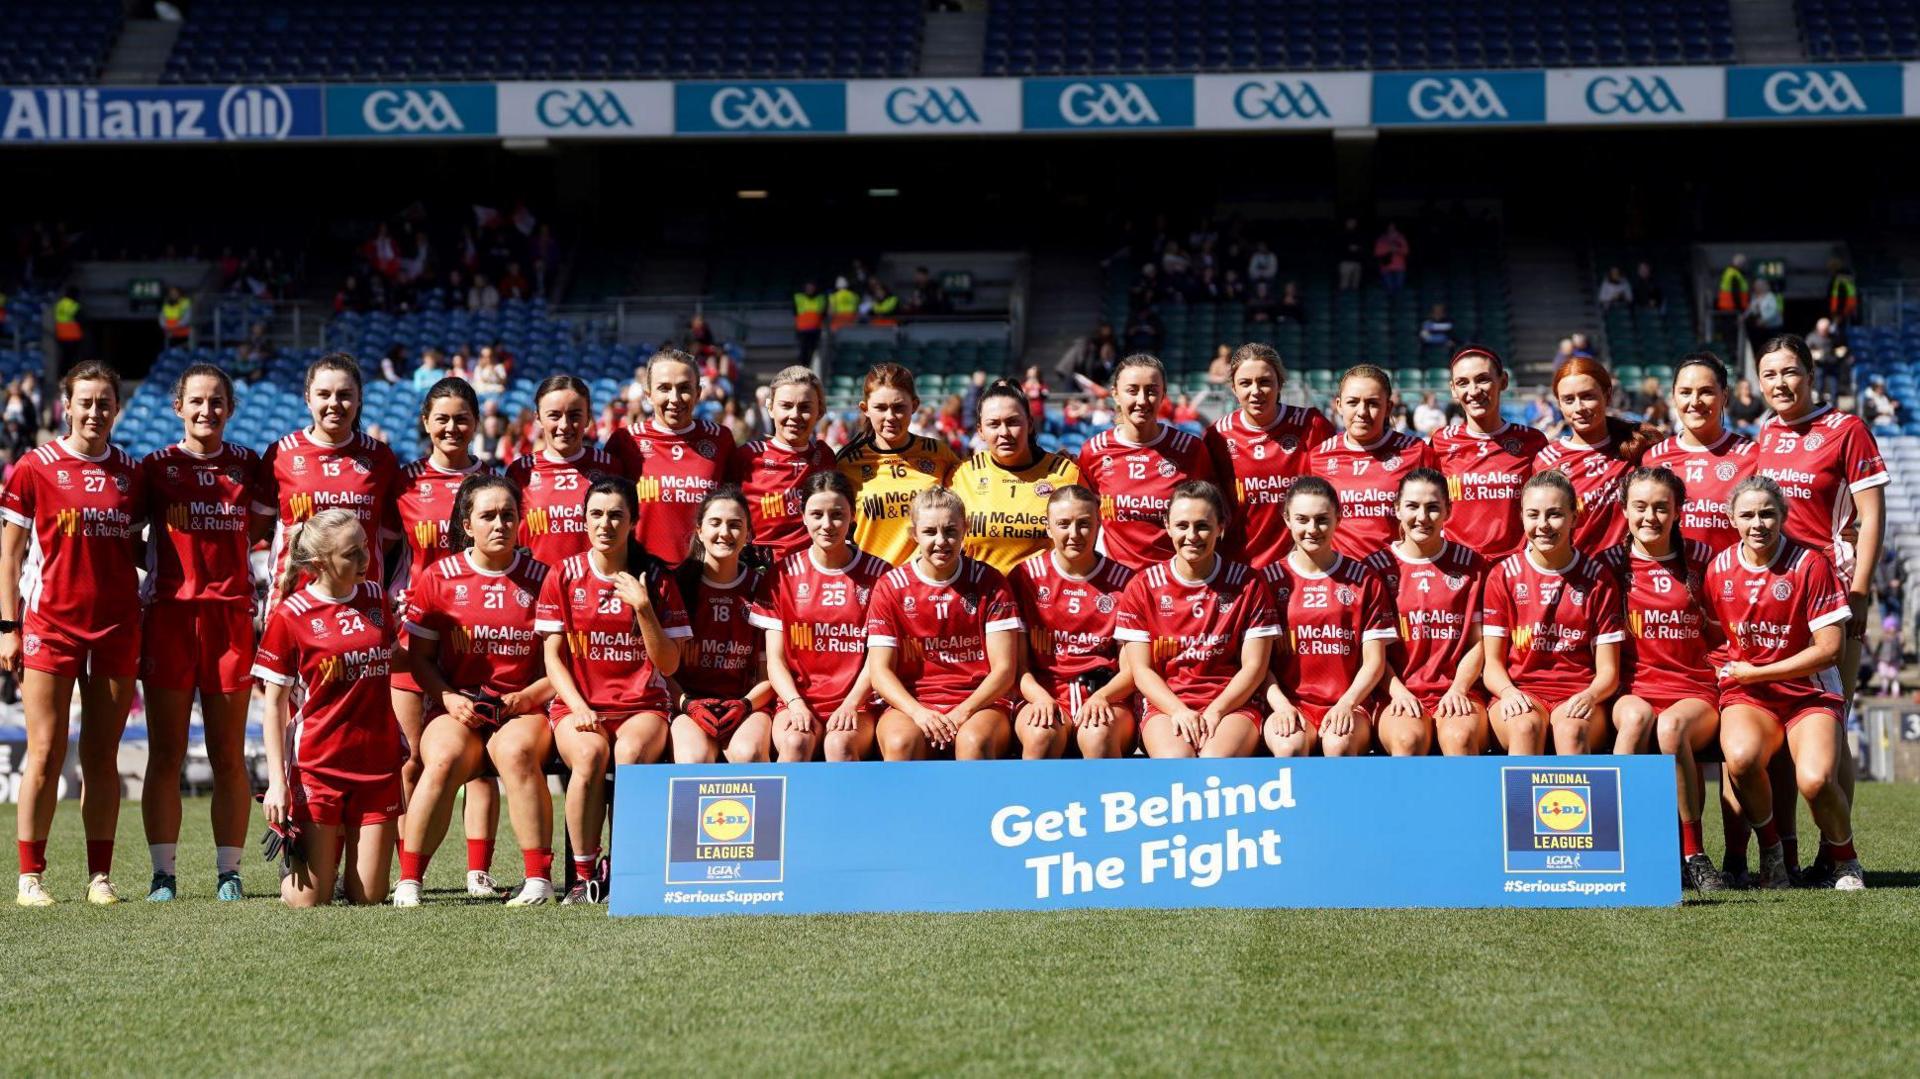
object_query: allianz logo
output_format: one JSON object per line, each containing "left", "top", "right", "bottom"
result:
{"left": 1059, "top": 81, "right": 1159, "bottom": 125}
{"left": 1232, "top": 79, "right": 1330, "bottom": 120}
{"left": 218, "top": 85, "right": 297, "bottom": 138}
{"left": 1761, "top": 70, "right": 1865, "bottom": 114}
{"left": 1407, "top": 77, "right": 1506, "bottom": 120}
{"left": 885, "top": 85, "right": 979, "bottom": 125}
{"left": 363, "top": 89, "right": 465, "bottom": 132}
{"left": 1584, "top": 75, "right": 1683, "bottom": 115}
{"left": 711, "top": 86, "right": 811, "bottom": 129}
{"left": 536, "top": 88, "right": 631, "bottom": 129}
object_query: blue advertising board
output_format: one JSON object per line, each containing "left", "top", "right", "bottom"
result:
{"left": 1021, "top": 76, "right": 1196, "bottom": 131}
{"left": 674, "top": 81, "right": 847, "bottom": 134}
{"left": 1725, "top": 64, "right": 1904, "bottom": 120}
{"left": 610, "top": 756, "right": 1679, "bottom": 915}
{"left": 0, "top": 85, "right": 322, "bottom": 142}
{"left": 324, "top": 84, "right": 497, "bottom": 137}
{"left": 1372, "top": 70, "right": 1547, "bottom": 125}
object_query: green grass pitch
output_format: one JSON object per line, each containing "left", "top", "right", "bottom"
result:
{"left": 4, "top": 785, "right": 1918, "bottom": 1076}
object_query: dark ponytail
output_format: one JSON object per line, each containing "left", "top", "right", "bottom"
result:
{"left": 445, "top": 473, "right": 522, "bottom": 556}
{"left": 419, "top": 376, "right": 480, "bottom": 449}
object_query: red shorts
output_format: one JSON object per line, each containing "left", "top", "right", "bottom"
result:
{"left": 1293, "top": 701, "right": 1374, "bottom": 730}
{"left": 22, "top": 612, "right": 139, "bottom": 679}
{"left": 290, "top": 768, "right": 403, "bottom": 828}
{"left": 548, "top": 696, "right": 670, "bottom": 733}
{"left": 390, "top": 638, "right": 421, "bottom": 695}
{"left": 786, "top": 690, "right": 882, "bottom": 723}
{"left": 141, "top": 600, "right": 254, "bottom": 693}
{"left": 1620, "top": 687, "right": 1718, "bottom": 715}
{"left": 1719, "top": 685, "right": 1843, "bottom": 731}
{"left": 1142, "top": 706, "right": 1262, "bottom": 730}
{"left": 1412, "top": 689, "right": 1487, "bottom": 718}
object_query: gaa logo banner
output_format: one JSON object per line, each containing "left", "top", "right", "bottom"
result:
{"left": 675, "top": 82, "right": 846, "bottom": 134}
{"left": 1023, "top": 77, "right": 1194, "bottom": 130}
{"left": 1373, "top": 70, "right": 1545, "bottom": 125}
{"left": 847, "top": 79, "right": 1021, "bottom": 134}
{"left": 326, "top": 84, "right": 496, "bottom": 137}
{"left": 664, "top": 776, "right": 786, "bottom": 885}
{"left": 1501, "top": 765, "right": 1625, "bottom": 873}
{"left": 1546, "top": 67, "right": 1725, "bottom": 124}
{"left": 1726, "top": 64, "right": 1903, "bottom": 119}
{"left": 498, "top": 82, "right": 672, "bottom": 137}
{"left": 1193, "top": 73, "right": 1368, "bottom": 129}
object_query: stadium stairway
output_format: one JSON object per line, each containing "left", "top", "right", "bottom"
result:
{"left": 1507, "top": 240, "right": 1600, "bottom": 381}
{"left": 919, "top": 8, "right": 989, "bottom": 77}
{"left": 100, "top": 17, "right": 180, "bottom": 85}
{"left": 1732, "top": 0, "right": 1804, "bottom": 62}
{"left": 1024, "top": 250, "right": 1106, "bottom": 379}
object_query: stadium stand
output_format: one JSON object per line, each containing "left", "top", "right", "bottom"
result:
{"left": 162, "top": 0, "right": 922, "bottom": 83}
{"left": 1798, "top": 0, "right": 1920, "bottom": 60}
{"left": 0, "top": 1, "right": 120, "bottom": 85}
{"left": 984, "top": 0, "right": 1735, "bottom": 75}
{"left": 1595, "top": 253, "right": 1703, "bottom": 388}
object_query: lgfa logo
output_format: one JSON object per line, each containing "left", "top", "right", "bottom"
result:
{"left": 885, "top": 86, "right": 979, "bottom": 126}
{"left": 711, "top": 87, "right": 811, "bottom": 130}
{"left": 1584, "top": 75, "right": 1683, "bottom": 115}
{"left": 1762, "top": 70, "right": 1865, "bottom": 114}
{"left": 1408, "top": 77, "right": 1507, "bottom": 120}
{"left": 1232, "top": 79, "right": 1330, "bottom": 120}
{"left": 362, "top": 89, "right": 465, "bottom": 133}
{"left": 535, "top": 88, "right": 632, "bottom": 130}
{"left": 1059, "top": 82, "right": 1159, "bottom": 126}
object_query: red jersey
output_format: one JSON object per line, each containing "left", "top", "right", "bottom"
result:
{"left": 1431, "top": 421, "right": 1548, "bottom": 556}
{"left": 727, "top": 436, "right": 836, "bottom": 560}
{"left": 507, "top": 446, "right": 623, "bottom": 569}
{"left": 139, "top": 441, "right": 264, "bottom": 607}
{"left": 1204, "top": 405, "right": 1334, "bottom": 566}
{"left": 251, "top": 582, "right": 402, "bottom": 785}
{"left": 749, "top": 545, "right": 893, "bottom": 710}
{"left": 1482, "top": 550, "right": 1626, "bottom": 701}
{"left": 401, "top": 550, "right": 550, "bottom": 699}
{"left": 606, "top": 418, "right": 736, "bottom": 565}
{"left": 0, "top": 439, "right": 143, "bottom": 631}
{"left": 672, "top": 565, "right": 763, "bottom": 699}
{"left": 1364, "top": 540, "right": 1488, "bottom": 699}
{"left": 1533, "top": 436, "right": 1632, "bottom": 553}
{"left": 393, "top": 458, "right": 490, "bottom": 596}
{"left": 1753, "top": 405, "right": 1889, "bottom": 573}
{"left": 864, "top": 558, "right": 1023, "bottom": 710}
{"left": 535, "top": 553, "right": 691, "bottom": 714}
{"left": 1307, "top": 431, "right": 1437, "bottom": 560}
{"left": 1113, "top": 559, "right": 1281, "bottom": 708}
{"left": 1641, "top": 432, "right": 1757, "bottom": 554}
{"left": 1598, "top": 541, "right": 1719, "bottom": 704}
{"left": 1077, "top": 425, "right": 1216, "bottom": 570}
{"left": 1706, "top": 541, "right": 1850, "bottom": 702}
{"left": 1263, "top": 554, "right": 1398, "bottom": 709}
{"left": 1009, "top": 551, "right": 1135, "bottom": 694}
{"left": 257, "top": 430, "right": 400, "bottom": 592}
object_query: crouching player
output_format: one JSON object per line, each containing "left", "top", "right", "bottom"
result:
{"left": 1009, "top": 485, "right": 1138, "bottom": 758}
{"left": 868, "top": 488, "right": 1023, "bottom": 760}
{"left": 1116, "top": 481, "right": 1280, "bottom": 758}
{"left": 1709, "top": 476, "right": 1864, "bottom": 890}
{"left": 395, "top": 475, "right": 557, "bottom": 907}
{"left": 253, "top": 510, "right": 403, "bottom": 907}
{"left": 669, "top": 488, "right": 776, "bottom": 764}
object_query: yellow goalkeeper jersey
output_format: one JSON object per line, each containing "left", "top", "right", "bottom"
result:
{"left": 836, "top": 432, "right": 961, "bottom": 565}
{"left": 952, "top": 448, "right": 1083, "bottom": 575}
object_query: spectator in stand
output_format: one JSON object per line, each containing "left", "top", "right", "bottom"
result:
{"left": 720, "top": 398, "right": 751, "bottom": 446}
{"left": 1419, "top": 303, "right": 1457, "bottom": 349}
{"left": 230, "top": 322, "right": 276, "bottom": 384}
{"left": 1864, "top": 377, "right": 1900, "bottom": 429}
{"left": 1634, "top": 375, "right": 1671, "bottom": 430}
{"left": 1874, "top": 628, "right": 1901, "bottom": 698}
{"left": 863, "top": 279, "right": 900, "bottom": 325}
{"left": 467, "top": 273, "right": 500, "bottom": 315}
{"left": 377, "top": 346, "right": 406, "bottom": 386}
{"left": 473, "top": 350, "right": 508, "bottom": 395}
{"left": 448, "top": 349, "right": 473, "bottom": 382}
{"left": 686, "top": 313, "right": 718, "bottom": 357}
{"left": 937, "top": 394, "right": 967, "bottom": 449}
{"left": 367, "top": 222, "right": 402, "bottom": 281}
{"left": 1275, "top": 281, "right": 1307, "bottom": 325}
{"left": 532, "top": 224, "right": 560, "bottom": 298}
{"left": 1375, "top": 222, "right": 1409, "bottom": 293}
{"left": 1222, "top": 268, "right": 1246, "bottom": 302}
{"left": 1193, "top": 267, "right": 1222, "bottom": 303}
{"left": 1569, "top": 333, "right": 1596, "bottom": 360}
{"left": 1807, "top": 318, "right": 1850, "bottom": 403}
{"left": 1071, "top": 341, "right": 1120, "bottom": 400}
{"left": 412, "top": 348, "right": 444, "bottom": 390}
{"left": 961, "top": 370, "right": 990, "bottom": 430}
{"left": 1247, "top": 240, "right": 1278, "bottom": 286}
{"left": 1827, "top": 258, "right": 1859, "bottom": 328}
{"left": 366, "top": 423, "right": 391, "bottom": 444}
{"left": 1413, "top": 391, "right": 1447, "bottom": 437}
{"left": 1389, "top": 395, "right": 1413, "bottom": 433}
{"left": 1171, "top": 393, "right": 1202, "bottom": 428}
{"left": 1743, "top": 277, "right": 1782, "bottom": 344}
{"left": 1131, "top": 263, "right": 1166, "bottom": 309}
{"left": 1337, "top": 217, "right": 1366, "bottom": 291}
{"left": 1634, "top": 261, "right": 1665, "bottom": 311}
{"left": 1021, "top": 366, "right": 1049, "bottom": 425}
{"left": 1526, "top": 390, "right": 1560, "bottom": 437}
{"left": 497, "top": 261, "right": 530, "bottom": 302}
{"left": 1597, "top": 266, "right": 1634, "bottom": 309}
{"left": 1206, "top": 345, "right": 1232, "bottom": 388}
{"left": 1245, "top": 280, "right": 1279, "bottom": 324}
{"left": 442, "top": 269, "right": 467, "bottom": 312}
{"left": 1125, "top": 305, "right": 1164, "bottom": 354}
{"left": 905, "top": 266, "right": 951, "bottom": 316}
{"left": 334, "top": 273, "right": 371, "bottom": 314}
{"left": 1728, "top": 377, "right": 1766, "bottom": 434}
{"left": 1161, "top": 240, "right": 1192, "bottom": 278}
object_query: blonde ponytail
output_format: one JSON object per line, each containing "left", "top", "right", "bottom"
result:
{"left": 278, "top": 508, "right": 364, "bottom": 598}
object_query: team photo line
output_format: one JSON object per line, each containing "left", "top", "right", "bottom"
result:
{"left": 1, "top": 331, "right": 1885, "bottom": 909}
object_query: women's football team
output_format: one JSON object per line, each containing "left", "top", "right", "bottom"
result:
{"left": 4, "top": 332, "right": 1884, "bottom": 906}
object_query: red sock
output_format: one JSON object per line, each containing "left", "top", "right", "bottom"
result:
{"left": 572, "top": 851, "right": 598, "bottom": 880}
{"left": 398, "top": 849, "right": 429, "bottom": 884}
{"left": 395, "top": 836, "right": 408, "bottom": 860}
{"left": 467, "top": 839, "right": 494, "bottom": 874}
{"left": 18, "top": 839, "right": 47, "bottom": 875}
{"left": 85, "top": 839, "right": 113, "bottom": 877}
{"left": 1822, "top": 836, "right": 1857, "bottom": 862}
{"left": 522, "top": 848, "right": 553, "bottom": 881}
{"left": 1753, "top": 815, "right": 1782, "bottom": 848}
{"left": 1679, "top": 819, "right": 1704, "bottom": 858}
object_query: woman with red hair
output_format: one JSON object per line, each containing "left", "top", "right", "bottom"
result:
{"left": 1532, "top": 356, "right": 1661, "bottom": 553}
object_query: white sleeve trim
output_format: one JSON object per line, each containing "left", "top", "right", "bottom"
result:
{"left": 985, "top": 617, "right": 1025, "bottom": 633}
{"left": 747, "top": 611, "right": 781, "bottom": 631}
{"left": 402, "top": 620, "right": 438, "bottom": 640}
{"left": 1809, "top": 606, "right": 1853, "bottom": 631}
{"left": 663, "top": 624, "right": 694, "bottom": 639}
{"left": 0, "top": 508, "right": 30, "bottom": 529}
{"left": 533, "top": 618, "right": 564, "bottom": 634}
{"left": 867, "top": 633, "right": 898, "bottom": 648}
{"left": 250, "top": 664, "right": 296, "bottom": 687}
{"left": 1595, "top": 631, "right": 1626, "bottom": 645}
{"left": 1245, "top": 624, "right": 1283, "bottom": 639}
{"left": 1114, "top": 628, "right": 1151, "bottom": 643}
{"left": 1848, "top": 471, "right": 1891, "bottom": 494}
{"left": 250, "top": 500, "right": 277, "bottom": 516}
{"left": 1362, "top": 628, "right": 1400, "bottom": 642}
{"left": 1482, "top": 626, "right": 1510, "bottom": 638}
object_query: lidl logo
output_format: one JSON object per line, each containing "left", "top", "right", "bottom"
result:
{"left": 666, "top": 776, "right": 785, "bottom": 886}
{"left": 1502, "top": 766, "right": 1623, "bottom": 873}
